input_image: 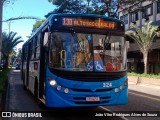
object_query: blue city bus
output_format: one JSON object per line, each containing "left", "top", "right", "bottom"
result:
{"left": 21, "top": 14, "right": 128, "bottom": 108}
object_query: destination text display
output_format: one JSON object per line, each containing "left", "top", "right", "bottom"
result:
{"left": 62, "top": 18, "right": 116, "bottom": 29}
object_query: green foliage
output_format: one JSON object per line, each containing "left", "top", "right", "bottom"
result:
{"left": 0, "top": 68, "right": 10, "bottom": 95}
{"left": 2, "top": 31, "right": 23, "bottom": 68}
{"left": 126, "top": 21, "right": 159, "bottom": 74}
{"left": 46, "top": 0, "right": 116, "bottom": 17}
{"left": 128, "top": 72, "right": 160, "bottom": 79}
{"left": 33, "top": 19, "right": 45, "bottom": 30}
{"left": 47, "top": 0, "right": 85, "bottom": 14}
{"left": 47, "top": 0, "right": 159, "bottom": 18}
{"left": 2, "top": 32, "right": 23, "bottom": 55}
{"left": 2, "top": 32, "right": 23, "bottom": 56}
{"left": 126, "top": 21, "right": 158, "bottom": 53}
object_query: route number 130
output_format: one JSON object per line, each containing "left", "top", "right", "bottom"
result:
{"left": 63, "top": 18, "right": 73, "bottom": 26}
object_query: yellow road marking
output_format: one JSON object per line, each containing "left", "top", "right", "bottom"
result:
{"left": 39, "top": 98, "right": 45, "bottom": 104}
{"left": 129, "top": 91, "right": 160, "bottom": 102}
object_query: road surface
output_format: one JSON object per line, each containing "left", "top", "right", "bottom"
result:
{"left": 3, "top": 69, "right": 160, "bottom": 120}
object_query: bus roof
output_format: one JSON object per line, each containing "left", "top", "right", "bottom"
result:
{"left": 23, "top": 14, "right": 124, "bottom": 47}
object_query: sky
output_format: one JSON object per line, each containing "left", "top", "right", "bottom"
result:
{"left": 3, "top": 0, "right": 55, "bottom": 50}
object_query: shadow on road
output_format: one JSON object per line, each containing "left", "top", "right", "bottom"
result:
{"left": 5, "top": 69, "right": 122, "bottom": 120}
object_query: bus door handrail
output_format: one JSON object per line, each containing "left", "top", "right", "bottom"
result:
{"left": 60, "top": 50, "right": 66, "bottom": 68}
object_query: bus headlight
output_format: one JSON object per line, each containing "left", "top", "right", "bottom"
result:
{"left": 49, "top": 80, "right": 56, "bottom": 86}
{"left": 57, "top": 86, "right": 62, "bottom": 91}
{"left": 120, "top": 85, "right": 124, "bottom": 90}
{"left": 64, "top": 88, "right": 69, "bottom": 93}
{"left": 124, "top": 78, "right": 128, "bottom": 86}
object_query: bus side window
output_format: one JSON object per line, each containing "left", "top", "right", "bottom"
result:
{"left": 33, "top": 37, "right": 37, "bottom": 59}
{"left": 36, "top": 38, "right": 40, "bottom": 59}
{"left": 30, "top": 40, "right": 34, "bottom": 60}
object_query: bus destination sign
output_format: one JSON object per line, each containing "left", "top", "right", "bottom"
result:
{"left": 62, "top": 18, "right": 116, "bottom": 29}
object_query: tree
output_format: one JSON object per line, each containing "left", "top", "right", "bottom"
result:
{"left": 47, "top": 0, "right": 112, "bottom": 17}
{"left": 48, "top": 0, "right": 160, "bottom": 17}
{"left": 0, "top": 0, "right": 39, "bottom": 63}
{"left": 48, "top": 0, "right": 153, "bottom": 17}
{"left": 32, "top": 19, "right": 45, "bottom": 32}
{"left": 2, "top": 31, "right": 23, "bottom": 68}
{"left": 126, "top": 21, "right": 159, "bottom": 74}
{"left": 101, "top": 0, "right": 119, "bottom": 17}
{"left": 0, "top": 0, "right": 3, "bottom": 63}
{"left": 0, "top": 0, "right": 18, "bottom": 63}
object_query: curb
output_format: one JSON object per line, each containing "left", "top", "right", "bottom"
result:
{"left": 0, "top": 70, "right": 11, "bottom": 114}
{"left": 0, "top": 78, "right": 9, "bottom": 112}
{"left": 128, "top": 76, "right": 160, "bottom": 86}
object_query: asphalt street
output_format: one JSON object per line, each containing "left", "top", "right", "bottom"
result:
{"left": 3, "top": 69, "right": 160, "bottom": 120}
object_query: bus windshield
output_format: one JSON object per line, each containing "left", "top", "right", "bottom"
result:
{"left": 49, "top": 32, "right": 126, "bottom": 72}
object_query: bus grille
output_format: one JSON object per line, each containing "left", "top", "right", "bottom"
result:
{"left": 71, "top": 88, "right": 113, "bottom": 92}
{"left": 49, "top": 68, "right": 127, "bottom": 82}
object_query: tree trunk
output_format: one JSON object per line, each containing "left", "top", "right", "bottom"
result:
{"left": 4, "top": 55, "right": 9, "bottom": 69}
{"left": 0, "top": 0, "right": 3, "bottom": 62}
{"left": 143, "top": 50, "right": 148, "bottom": 74}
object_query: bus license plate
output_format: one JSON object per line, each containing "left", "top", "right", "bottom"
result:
{"left": 86, "top": 97, "right": 100, "bottom": 102}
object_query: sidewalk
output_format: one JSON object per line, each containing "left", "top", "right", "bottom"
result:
{"left": 128, "top": 81, "right": 160, "bottom": 97}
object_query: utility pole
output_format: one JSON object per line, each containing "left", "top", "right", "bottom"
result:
{"left": 0, "top": 0, "right": 3, "bottom": 62}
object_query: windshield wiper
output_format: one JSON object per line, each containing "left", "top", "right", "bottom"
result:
{"left": 71, "top": 32, "right": 83, "bottom": 51}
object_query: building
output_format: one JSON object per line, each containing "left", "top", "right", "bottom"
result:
{"left": 118, "top": 1, "right": 160, "bottom": 74}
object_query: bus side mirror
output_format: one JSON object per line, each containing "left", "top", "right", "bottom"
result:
{"left": 43, "top": 32, "right": 50, "bottom": 47}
